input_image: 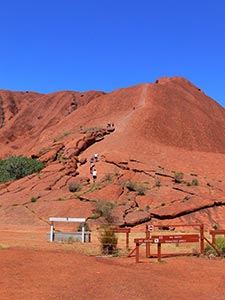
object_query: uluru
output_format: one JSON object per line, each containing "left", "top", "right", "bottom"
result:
{"left": 1, "top": 76, "right": 225, "bottom": 229}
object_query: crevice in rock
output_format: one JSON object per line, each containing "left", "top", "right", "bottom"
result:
{"left": 150, "top": 201, "right": 225, "bottom": 220}
{"left": 172, "top": 186, "right": 197, "bottom": 195}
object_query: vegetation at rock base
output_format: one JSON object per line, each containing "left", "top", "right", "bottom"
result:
{"left": 204, "top": 236, "right": 225, "bottom": 257}
{"left": 92, "top": 201, "right": 118, "bottom": 255}
{"left": 99, "top": 226, "right": 118, "bottom": 255}
{"left": 0, "top": 155, "right": 44, "bottom": 183}
{"left": 93, "top": 201, "right": 115, "bottom": 223}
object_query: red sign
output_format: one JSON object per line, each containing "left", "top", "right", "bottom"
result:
{"left": 147, "top": 224, "right": 155, "bottom": 232}
{"left": 152, "top": 234, "right": 199, "bottom": 243}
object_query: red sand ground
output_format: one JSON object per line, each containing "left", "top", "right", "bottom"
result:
{"left": 0, "top": 227, "right": 225, "bottom": 300}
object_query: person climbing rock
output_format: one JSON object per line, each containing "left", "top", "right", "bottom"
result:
{"left": 92, "top": 169, "right": 97, "bottom": 182}
{"left": 90, "top": 162, "right": 95, "bottom": 173}
{"left": 94, "top": 153, "right": 98, "bottom": 162}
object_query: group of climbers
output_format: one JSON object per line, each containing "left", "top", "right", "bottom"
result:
{"left": 89, "top": 153, "right": 98, "bottom": 182}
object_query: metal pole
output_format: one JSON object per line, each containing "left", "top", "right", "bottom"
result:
{"left": 81, "top": 223, "right": 85, "bottom": 243}
{"left": 50, "top": 221, "right": 54, "bottom": 242}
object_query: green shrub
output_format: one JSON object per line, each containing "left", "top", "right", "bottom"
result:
{"left": 204, "top": 236, "right": 225, "bottom": 256}
{"left": 94, "top": 201, "right": 114, "bottom": 224}
{"left": 99, "top": 226, "right": 118, "bottom": 255}
{"left": 0, "top": 156, "right": 44, "bottom": 183}
{"left": 145, "top": 205, "right": 150, "bottom": 211}
{"left": 88, "top": 214, "right": 99, "bottom": 220}
{"left": 126, "top": 180, "right": 147, "bottom": 195}
{"left": 68, "top": 182, "right": 82, "bottom": 192}
{"left": 30, "top": 197, "right": 38, "bottom": 203}
{"left": 174, "top": 172, "right": 184, "bottom": 183}
{"left": 191, "top": 179, "right": 199, "bottom": 186}
{"left": 136, "top": 185, "right": 147, "bottom": 195}
{"left": 125, "top": 180, "right": 138, "bottom": 191}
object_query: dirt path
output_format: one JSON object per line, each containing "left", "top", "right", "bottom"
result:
{"left": 1, "top": 246, "right": 225, "bottom": 300}
{"left": 116, "top": 84, "right": 148, "bottom": 133}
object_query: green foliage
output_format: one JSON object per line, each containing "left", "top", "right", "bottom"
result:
{"left": 99, "top": 226, "right": 118, "bottom": 255}
{"left": 0, "top": 156, "right": 44, "bottom": 183}
{"left": 125, "top": 180, "right": 147, "bottom": 195}
{"left": 204, "top": 236, "right": 225, "bottom": 256}
{"left": 126, "top": 180, "right": 138, "bottom": 191}
{"left": 145, "top": 205, "right": 150, "bottom": 211}
{"left": 30, "top": 197, "right": 38, "bottom": 203}
{"left": 186, "top": 179, "right": 199, "bottom": 186}
{"left": 136, "top": 185, "right": 147, "bottom": 195}
{"left": 68, "top": 182, "right": 82, "bottom": 192}
{"left": 191, "top": 179, "right": 199, "bottom": 186}
{"left": 88, "top": 214, "right": 99, "bottom": 220}
{"left": 174, "top": 172, "right": 184, "bottom": 183}
{"left": 94, "top": 201, "right": 114, "bottom": 224}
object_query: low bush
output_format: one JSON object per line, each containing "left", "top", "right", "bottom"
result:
{"left": 126, "top": 180, "right": 147, "bottom": 195}
{"left": 30, "top": 197, "right": 38, "bottom": 203}
{"left": 68, "top": 182, "right": 82, "bottom": 192}
{"left": 174, "top": 172, "right": 184, "bottom": 183}
{"left": 204, "top": 236, "right": 225, "bottom": 257}
{"left": 94, "top": 201, "right": 114, "bottom": 224}
{"left": 191, "top": 179, "right": 199, "bottom": 186}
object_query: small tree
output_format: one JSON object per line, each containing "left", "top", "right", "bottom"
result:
{"left": 100, "top": 226, "right": 118, "bottom": 255}
{"left": 93, "top": 201, "right": 118, "bottom": 255}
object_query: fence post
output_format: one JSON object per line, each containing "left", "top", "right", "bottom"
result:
{"left": 146, "top": 226, "right": 150, "bottom": 257}
{"left": 157, "top": 242, "right": 161, "bottom": 262}
{"left": 200, "top": 224, "right": 204, "bottom": 254}
{"left": 136, "top": 242, "right": 140, "bottom": 263}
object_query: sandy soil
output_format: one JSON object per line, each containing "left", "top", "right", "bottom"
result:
{"left": 0, "top": 227, "right": 225, "bottom": 300}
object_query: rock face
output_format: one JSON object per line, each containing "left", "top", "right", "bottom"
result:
{"left": 1, "top": 76, "right": 225, "bottom": 229}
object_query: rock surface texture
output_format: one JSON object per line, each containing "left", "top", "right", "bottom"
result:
{"left": 1, "top": 76, "right": 225, "bottom": 229}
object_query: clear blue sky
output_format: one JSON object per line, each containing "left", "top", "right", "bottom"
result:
{"left": 0, "top": 0, "right": 225, "bottom": 106}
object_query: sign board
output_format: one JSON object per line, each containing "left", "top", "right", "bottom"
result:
{"left": 134, "top": 238, "right": 154, "bottom": 244}
{"left": 49, "top": 217, "right": 85, "bottom": 223}
{"left": 152, "top": 234, "right": 199, "bottom": 244}
{"left": 147, "top": 224, "right": 155, "bottom": 232}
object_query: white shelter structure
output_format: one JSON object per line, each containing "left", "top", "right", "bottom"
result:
{"left": 49, "top": 217, "right": 86, "bottom": 243}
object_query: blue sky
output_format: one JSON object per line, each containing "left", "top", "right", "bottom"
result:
{"left": 0, "top": 0, "right": 225, "bottom": 106}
